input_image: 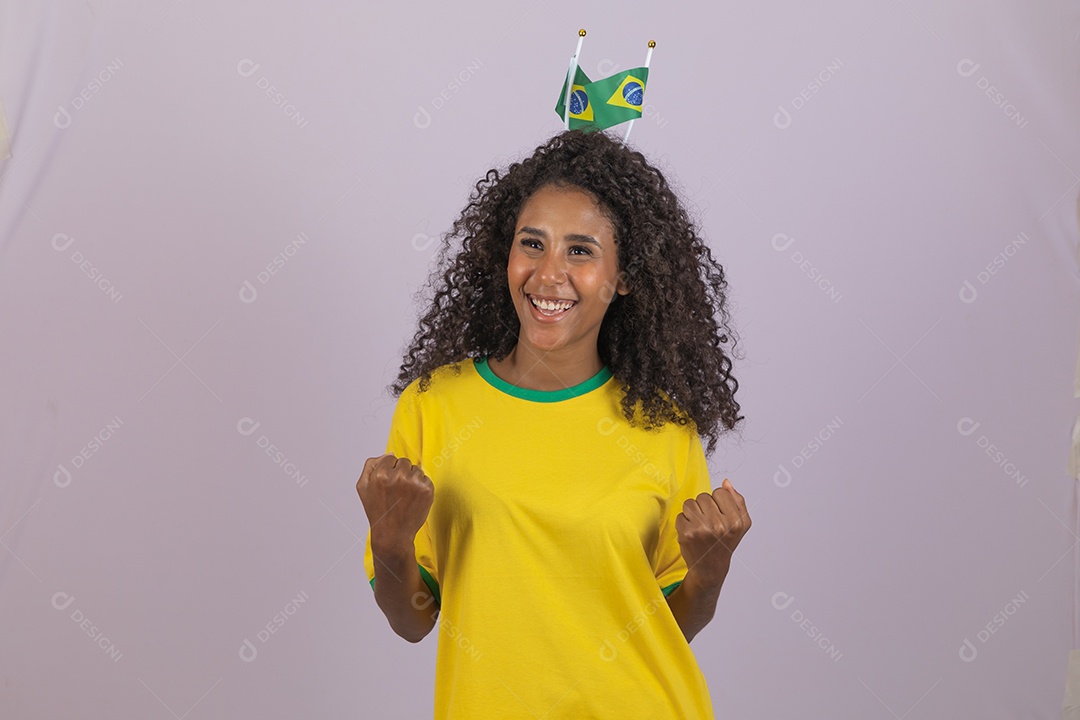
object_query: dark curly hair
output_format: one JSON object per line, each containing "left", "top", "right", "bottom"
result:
{"left": 390, "top": 128, "right": 744, "bottom": 455}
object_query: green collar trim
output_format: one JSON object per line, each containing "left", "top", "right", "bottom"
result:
{"left": 474, "top": 356, "right": 612, "bottom": 402}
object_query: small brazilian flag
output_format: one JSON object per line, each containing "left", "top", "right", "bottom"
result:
{"left": 555, "top": 66, "right": 649, "bottom": 131}
{"left": 554, "top": 66, "right": 596, "bottom": 129}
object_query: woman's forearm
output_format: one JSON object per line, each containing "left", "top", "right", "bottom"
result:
{"left": 371, "top": 544, "right": 439, "bottom": 643}
{"left": 665, "top": 565, "right": 727, "bottom": 643}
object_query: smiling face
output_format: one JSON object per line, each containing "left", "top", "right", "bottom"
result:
{"left": 506, "top": 182, "right": 629, "bottom": 360}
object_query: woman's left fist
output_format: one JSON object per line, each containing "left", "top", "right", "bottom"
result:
{"left": 675, "top": 478, "right": 752, "bottom": 583}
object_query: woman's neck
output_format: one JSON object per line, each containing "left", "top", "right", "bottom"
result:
{"left": 486, "top": 345, "right": 604, "bottom": 392}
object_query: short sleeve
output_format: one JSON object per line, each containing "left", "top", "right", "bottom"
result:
{"left": 653, "top": 428, "right": 713, "bottom": 597}
{"left": 363, "top": 383, "right": 441, "bottom": 607}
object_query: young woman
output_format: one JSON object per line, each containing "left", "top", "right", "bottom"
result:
{"left": 357, "top": 128, "right": 750, "bottom": 718}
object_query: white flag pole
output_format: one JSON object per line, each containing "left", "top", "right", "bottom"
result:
{"left": 622, "top": 39, "right": 655, "bottom": 145}
{"left": 564, "top": 28, "right": 586, "bottom": 130}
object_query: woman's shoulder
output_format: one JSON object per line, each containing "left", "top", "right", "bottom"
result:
{"left": 398, "top": 357, "right": 478, "bottom": 399}
{"left": 604, "top": 382, "right": 698, "bottom": 435}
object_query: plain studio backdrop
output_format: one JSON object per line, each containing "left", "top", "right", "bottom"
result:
{"left": 1, "top": 1, "right": 1079, "bottom": 718}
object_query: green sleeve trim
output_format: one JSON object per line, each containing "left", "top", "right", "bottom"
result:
{"left": 417, "top": 565, "right": 442, "bottom": 607}
{"left": 369, "top": 564, "right": 442, "bottom": 608}
{"left": 661, "top": 580, "right": 683, "bottom": 598}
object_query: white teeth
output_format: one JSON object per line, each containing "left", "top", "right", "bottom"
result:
{"left": 530, "top": 296, "right": 575, "bottom": 312}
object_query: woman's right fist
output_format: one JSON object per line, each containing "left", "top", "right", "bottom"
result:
{"left": 356, "top": 453, "right": 434, "bottom": 553}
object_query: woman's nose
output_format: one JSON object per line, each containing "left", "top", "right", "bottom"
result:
{"left": 535, "top": 250, "right": 567, "bottom": 284}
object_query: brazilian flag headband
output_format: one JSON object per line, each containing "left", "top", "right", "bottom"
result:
{"left": 554, "top": 29, "right": 655, "bottom": 145}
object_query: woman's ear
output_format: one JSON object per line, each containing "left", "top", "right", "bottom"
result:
{"left": 601, "top": 271, "right": 630, "bottom": 304}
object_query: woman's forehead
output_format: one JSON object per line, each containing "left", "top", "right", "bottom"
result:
{"left": 517, "top": 185, "right": 614, "bottom": 233}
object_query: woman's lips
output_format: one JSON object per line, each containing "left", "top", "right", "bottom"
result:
{"left": 526, "top": 294, "right": 576, "bottom": 322}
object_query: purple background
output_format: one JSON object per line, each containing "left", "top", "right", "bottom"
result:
{"left": 1, "top": 0, "right": 1078, "bottom": 717}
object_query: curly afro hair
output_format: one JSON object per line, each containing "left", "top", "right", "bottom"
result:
{"left": 390, "top": 128, "right": 744, "bottom": 455}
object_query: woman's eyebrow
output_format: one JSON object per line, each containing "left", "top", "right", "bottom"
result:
{"left": 517, "top": 226, "right": 601, "bottom": 247}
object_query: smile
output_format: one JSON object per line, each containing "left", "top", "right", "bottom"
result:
{"left": 528, "top": 294, "right": 577, "bottom": 317}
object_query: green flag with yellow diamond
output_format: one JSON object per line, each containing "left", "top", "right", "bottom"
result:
{"left": 554, "top": 66, "right": 595, "bottom": 130}
{"left": 555, "top": 66, "right": 650, "bottom": 131}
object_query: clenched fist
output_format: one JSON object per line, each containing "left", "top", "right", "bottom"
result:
{"left": 674, "top": 478, "right": 751, "bottom": 587}
{"left": 356, "top": 453, "right": 434, "bottom": 554}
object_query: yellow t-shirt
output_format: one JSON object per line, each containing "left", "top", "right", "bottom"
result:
{"left": 364, "top": 356, "right": 716, "bottom": 719}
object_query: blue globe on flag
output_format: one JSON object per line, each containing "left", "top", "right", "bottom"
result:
{"left": 622, "top": 81, "right": 643, "bottom": 107}
{"left": 570, "top": 89, "right": 589, "bottom": 115}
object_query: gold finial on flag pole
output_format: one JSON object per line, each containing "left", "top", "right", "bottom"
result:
{"left": 563, "top": 29, "right": 587, "bottom": 130}
{"left": 622, "top": 40, "right": 655, "bottom": 145}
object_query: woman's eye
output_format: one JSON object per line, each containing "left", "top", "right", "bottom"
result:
{"left": 520, "top": 239, "right": 541, "bottom": 250}
{"left": 570, "top": 246, "right": 593, "bottom": 256}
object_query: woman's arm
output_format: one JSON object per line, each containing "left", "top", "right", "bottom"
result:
{"left": 668, "top": 479, "right": 751, "bottom": 642}
{"left": 371, "top": 542, "right": 439, "bottom": 643}
{"left": 665, "top": 565, "right": 727, "bottom": 643}
{"left": 358, "top": 454, "right": 439, "bottom": 643}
